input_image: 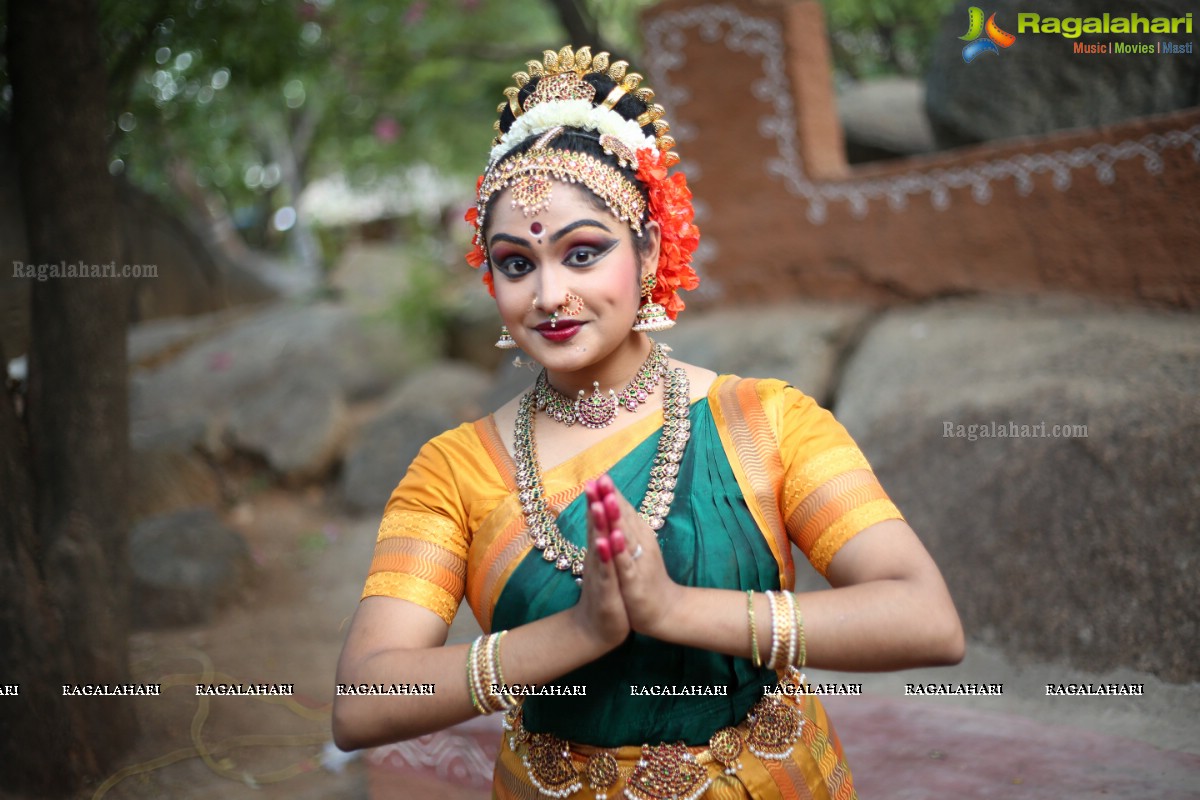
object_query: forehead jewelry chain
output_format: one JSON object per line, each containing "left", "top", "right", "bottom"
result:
{"left": 514, "top": 366, "right": 691, "bottom": 578}
{"left": 534, "top": 341, "right": 668, "bottom": 428}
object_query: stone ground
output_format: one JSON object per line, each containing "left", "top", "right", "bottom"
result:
{"left": 64, "top": 485, "right": 1199, "bottom": 800}
{"left": 72, "top": 489, "right": 372, "bottom": 800}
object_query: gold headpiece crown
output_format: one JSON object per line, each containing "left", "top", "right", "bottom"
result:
{"left": 494, "top": 45, "right": 678, "bottom": 167}
{"left": 478, "top": 126, "right": 647, "bottom": 233}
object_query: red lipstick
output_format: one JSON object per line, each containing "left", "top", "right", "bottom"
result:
{"left": 534, "top": 320, "right": 583, "bottom": 342}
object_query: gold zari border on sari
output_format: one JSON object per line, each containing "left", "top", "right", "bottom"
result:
{"left": 713, "top": 377, "right": 904, "bottom": 580}
{"left": 362, "top": 510, "right": 467, "bottom": 624}
{"left": 493, "top": 669, "right": 857, "bottom": 800}
{"left": 710, "top": 376, "right": 793, "bottom": 588}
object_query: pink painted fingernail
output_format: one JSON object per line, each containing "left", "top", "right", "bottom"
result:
{"left": 604, "top": 495, "right": 620, "bottom": 520}
{"left": 610, "top": 529, "right": 626, "bottom": 555}
{"left": 591, "top": 502, "right": 607, "bottom": 529}
{"left": 596, "top": 538, "right": 612, "bottom": 563}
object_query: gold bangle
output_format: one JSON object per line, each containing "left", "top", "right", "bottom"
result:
{"left": 794, "top": 597, "right": 807, "bottom": 668}
{"left": 466, "top": 637, "right": 486, "bottom": 714}
{"left": 480, "top": 633, "right": 500, "bottom": 713}
{"left": 765, "top": 591, "right": 779, "bottom": 669}
{"left": 768, "top": 590, "right": 793, "bottom": 670}
{"left": 473, "top": 633, "right": 501, "bottom": 715}
{"left": 491, "top": 631, "right": 517, "bottom": 711}
{"left": 782, "top": 591, "right": 798, "bottom": 667}
{"left": 747, "top": 590, "right": 762, "bottom": 668}
{"left": 488, "top": 633, "right": 507, "bottom": 712}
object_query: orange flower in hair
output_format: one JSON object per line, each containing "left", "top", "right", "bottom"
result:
{"left": 636, "top": 148, "right": 699, "bottom": 320}
{"left": 464, "top": 184, "right": 494, "bottom": 295}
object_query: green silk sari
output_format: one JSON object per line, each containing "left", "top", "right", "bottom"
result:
{"left": 492, "top": 399, "right": 780, "bottom": 746}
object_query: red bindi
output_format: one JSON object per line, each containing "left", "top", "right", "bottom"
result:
{"left": 530, "top": 222, "right": 544, "bottom": 236}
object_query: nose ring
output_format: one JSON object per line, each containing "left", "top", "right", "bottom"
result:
{"left": 561, "top": 292, "right": 584, "bottom": 317}
{"left": 534, "top": 293, "right": 583, "bottom": 328}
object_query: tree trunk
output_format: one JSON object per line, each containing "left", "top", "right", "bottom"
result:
{"left": 1, "top": 0, "right": 138, "bottom": 794}
{"left": 544, "top": 0, "right": 615, "bottom": 58}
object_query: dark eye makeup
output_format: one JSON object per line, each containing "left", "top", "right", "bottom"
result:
{"left": 490, "top": 237, "right": 619, "bottom": 277}
{"left": 491, "top": 252, "right": 535, "bottom": 277}
{"left": 564, "top": 238, "right": 618, "bottom": 266}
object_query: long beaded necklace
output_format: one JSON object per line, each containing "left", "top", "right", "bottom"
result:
{"left": 534, "top": 341, "right": 669, "bottom": 428}
{"left": 513, "top": 365, "right": 692, "bottom": 578}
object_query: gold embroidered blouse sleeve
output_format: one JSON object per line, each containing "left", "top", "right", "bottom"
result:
{"left": 762, "top": 381, "right": 904, "bottom": 577}
{"left": 360, "top": 428, "right": 473, "bottom": 625}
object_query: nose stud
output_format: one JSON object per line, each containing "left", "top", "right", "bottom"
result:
{"left": 534, "top": 293, "right": 583, "bottom": 329}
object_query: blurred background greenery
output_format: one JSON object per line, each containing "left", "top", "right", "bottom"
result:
{"left": 1, "top": 0, "right": 950, "bottom": 268}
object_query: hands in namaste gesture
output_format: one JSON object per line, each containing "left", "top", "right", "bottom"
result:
{"left": 574, "top": 474, "right": 682, "bottom": 647}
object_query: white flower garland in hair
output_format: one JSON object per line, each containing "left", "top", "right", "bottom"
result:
{"left": 487, "top": 100, "right": 658, "bottom": 168}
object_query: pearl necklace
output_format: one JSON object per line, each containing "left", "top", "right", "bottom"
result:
{"left": 514, "top": 366, "right": 692, "bottom": 578}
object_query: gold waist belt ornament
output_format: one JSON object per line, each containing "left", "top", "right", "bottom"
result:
{"left": 503, "top": 668, "right": 806, "bottom": 800}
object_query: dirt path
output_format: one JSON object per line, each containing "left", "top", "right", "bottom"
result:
{"left": 83, "top": 489, "right": 374, "bottom": 800}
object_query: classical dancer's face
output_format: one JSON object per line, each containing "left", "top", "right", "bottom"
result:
{"left": 487, "top": 182, "right": 659, "bottom": 376}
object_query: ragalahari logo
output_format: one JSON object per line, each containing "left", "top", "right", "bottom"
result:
{"left": 960, "top": 7, "right": 1017, "bottom": 62}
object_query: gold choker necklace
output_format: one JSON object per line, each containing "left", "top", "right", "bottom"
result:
{"left": 533, "top": 341, "right": 669, "bottom": 429}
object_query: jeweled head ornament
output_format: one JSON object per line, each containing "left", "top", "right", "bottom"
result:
{"left": 478, "top": 125, "right": 647, "bottom": 231}
{"left": 465, "top": 45, "right": 699, "bottom": 321}
{"left": 489, "top": 46, "right": 675, "bottom": 168}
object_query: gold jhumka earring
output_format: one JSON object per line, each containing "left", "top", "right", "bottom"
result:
{"left": 495, "top": 325, "right": 518, "bottom": 349}
{"left": 632, "top": 273, "right": 673, "bottom": 331}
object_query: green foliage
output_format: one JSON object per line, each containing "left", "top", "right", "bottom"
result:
{"left": 382, "top": 235, "right": 458, "bottom": 361}
{"left": 579, "top": 0, "right": 659, "bottom": 56}
{"left": 0, "top": 0, "right": 954, "bottom": 257}
{"left": 85, "top": 1, "right": 572, "bottom": 247}
{"left": 820, "top": 0, "right": 956, "bottom": 78}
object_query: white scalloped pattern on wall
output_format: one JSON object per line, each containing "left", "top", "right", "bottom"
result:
{"left": 642, "top": 3, "right": 1200, "bottom": 225}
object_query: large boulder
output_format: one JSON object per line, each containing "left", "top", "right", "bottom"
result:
{"left": 227, "top": 373, "right": 348, "bottom": 482}
{"left": 127, "top": 308, "right": 252, "bottom": 370}
{"left": 129, "top": 447, "right": 222, "bottom": 521}
{"left": 131, "top": 302, "right": 411, "bottom": 480}
{"left": 129, "top": 508, "right": 252, "bottom": 627}
{"left": 444, "top": 281, "right": 513, "bottom": 374}
{"left": 656, "top": 303, "right": 873, "bottom": 404}
{"left": 839, "top": 77, "right": 936, "bottom": 163}
{"left": 340, "top": 362, "right": 491, "bottom": 513}
{"left": 926, "top": 0, "right": 1200, "bottom": 148}
{"left": 834, "top": 297, "right": 1200, "bottom": 681}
